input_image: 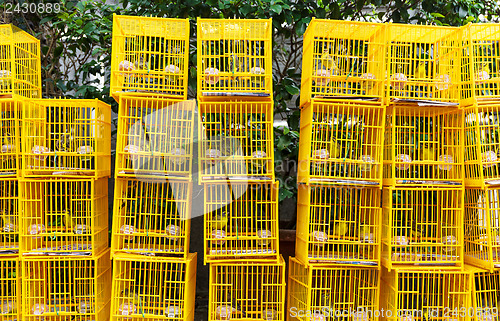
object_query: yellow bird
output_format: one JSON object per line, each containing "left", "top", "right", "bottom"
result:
{"left": 64, "top": 210, "right": 76, "bottom": 233}
{"left": 333, "top": 222, "right": 349, "bottom": 238}
{"left": 212, "top": 210, "right": 228, "bottom": 230}
{"left": 1, "top": 210, "right": 17, "bottom": 240}
{"left": 415, "top": 62, "right": 427, "bottom": 79}
{"left": 55, "top": 128, "right": 75, "bottom": 152}
{"left": 329, "top": 139, "right": 341, "bottom": 159}
{"left": 120, "top": 288, "right": 141, "bottom": 307}
{"left": 358, "top": 225, "right": 373, "bottom": 242}
{"left": 477, "top": 62, "right": 491, "bottom": 74}
{"left": 320, "top": 53, "right": 337, "bottom": 71}
{"left": 419, "top": 143, "right": 435, "bottom": 161}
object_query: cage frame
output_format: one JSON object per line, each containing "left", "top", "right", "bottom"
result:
{"left": 115, "top": 96, "right": 195, "bottom": 180}
{"left": 300, "top": 18, "right": 387, "bottom": 106}
{"left": 0, "top": 257, "right": 20, "bottom": 321}
{"left": 298, "top": 99, "right": 385, "bottom": 187}
{"left": 110, "top": 253, "right": 197, "bottom": 321}
{"left": 209, "top": 255, "right": 286, "bottom": 321}
{"left": 380, "top": 267, "right": 472, "bottom": 321}
{"left": 20, "top": 98, "right": 112, "bottom": 179}
{"left": 287, "top": 257, "right": 380, "bottom": 321}
{"left": 19, "top": 177, "right": 109, "bottom": 257}
{"left": 0, "top": 178, "right": 19, "bottom": 255}
{"left": 21, "top": 249, "right": 111, "bottom": 321}
{"left": 296, "top": 184, "right": 382, "bottom": 268}
{"left": 464, "top": 186, "right": 500, "bottom": 272}
{"left": 198, "top": 98, "right": 275, "bottom": 183}
{"left": 110, "top": 14, "right": 190, "bottom": 101}
{"left": 383, "top": 102, "right": 464, "bottom": 187}
{"left": 382, "top": 186, "right": 465, "bottom": 271}
{"left": 0, "top": 24, "right": 42, "bottom": 99}
{"left": 0, "top": 96, "right": 21, "bottom": 177}
{"left": 203, "top": 180, "right": 279, "bottom": 263}
{"left": 197, "top": 18, "right": 273, "bottom": 100}
{"left": 385, "top": 22, "right": 462, "bottom": 104}
{"left": 467, "top": 265, "right": 500, "bottom": 321}
{"left": 111, "top": 177, "right": 192, "bottom": 258}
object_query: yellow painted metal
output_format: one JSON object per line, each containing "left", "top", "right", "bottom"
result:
{"left": 0, "top": 97, "right": 21, "bottom": 176}
{"left": 0, "top": 258, "right": 20, "bottom": 321}
{"left": 203, "top": 181, "right": 279, "bottom": 263}
{"left": 467, "top": 265, "right": 500, "bottom": 321}
{"left": 197, "top": 18, "right": 273, "bottom": 99}
{"left": 382, "top": 186, "right": 464, "bottom": 270}
{"left": 110, "top": 253, "right": 197, "bottom": 321}
{"left": 0, "top": 178, "right": 18, "bottom": 255}
{"left": 111, "top": 177, "right": 192, "bottom": 258}
{"left": 298, "top": 99, "right": 385, "bottom": 187}
{"left": 296, "top": 184, "right": 381, "bottom": 268}
{"left": 21, "top": 98, "right": 111, "bottom": 179}
{"left": 110, "top": 15, "right": 190, "bottom": 101}
{"left": 287, "top": 257, "right": 380, "bottom": 321}
{"left": 21, "top": 249, "right": 111, "bottom": 321}
{"left": 198, "top": 99, "right": 274, "bottom": 183}
{"left": 115, "top": 96, "right": 195, "bottom": 180}
{"left": 19, "top": 177, "right": 108, "bottom": 257}
{"left": 381, "top": 267, "right": 471, "bottom": 321}
{"left": 387, "top": 23, "right": 461, "bottom": 103}
{"left": 209, "top": 255, "right": 285, "bottom": 321}
{"left": 465, "top": 187, "right": 500, "bottom": 272}
{"left": 300, "top": 18, "right": 386, "bottom": 106}
{"left": 383, "top": 103, "right": 464, "bottom": 187}
{"left": 0, "top": 24, "right": 41, "bottom": 99}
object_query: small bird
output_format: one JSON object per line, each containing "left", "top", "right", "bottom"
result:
{"left": 120, "top": 288, "right": 141, "bottom": 307}
{"left": 55, "top": 128, "right": 75, "bottom": 152}
{"left": 329, "top": 139, "right": 341, "bottom": 159}
{"left": 410, "top": 221, "right": 425, "bottom": 241}
{"left": 212, "top": 209, "right": 228, "bottom": 230}
{"left": 320, "top": 53, "right": 338, "bottom": 73}
{"left": 333, "top": 222, "right": 349, "bottom": 238}
{"left": 415, "top": 62, "right": 427, "bottom": 79}
{"left": 1, "top": 132, "right": 15, "bottom": 154}
{"left": 64, "top": 210, "right": 76, "bottom": 233}
{"left": 419, "top": 142, "right": 435, "bottom": 161}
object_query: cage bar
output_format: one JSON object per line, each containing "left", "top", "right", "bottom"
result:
{"left": 0, "top": 179, "right": 18, "bottom": 255}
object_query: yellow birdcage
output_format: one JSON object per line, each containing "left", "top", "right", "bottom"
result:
{"left": 21, "top": 98, "right": 111, "bottom": 178}
{"left": 295, "top": 184, "right": 381, "bottom": 268}
{"left": 467, "top": 265, "right": 500, "bottom": 321}
{"left": 287, "top": 257, "right": 379, "bottom": 321}
{"left": 198, "top": 100, "right": 274, "bottom": 183}
{"left": 204, "top": 181, "right": 279, "bottom": 263}
{"left": 110, "top": 15, "right": 190, "bottom": 100}
{"left": 386, "top": 23, "right": 461, "bottom": 103}
{"left": 380, "top": 268, "right": 471, "bottom": 321}
{"left": 111, "top": 177, "right": 192, "bottom": 258}
{"left": 0, "top": 258, "right": 20, "bottom": 321}
{"left": 21, "top": 249, "right": 111, "bottom": 321}
{"left": 464, "top": 101, "right": 500, "bottom": 187}
{"left": 0, "top": 24, "right": 41, "bottom": 99}
{"left": 197, "top": 18, "right": 273, "bottom": 98}
{"left": 111, "top": 253, "right": 197, "bottom": 321}
{"left": 115, "top": 96, "right": 195, "bottom": 179}
{"left": 0, "top": 97, "right": 21, "bottom": 176}
{"left": 300, "top": 19, "right": 386, "bottom": 106}
{"left": 382, "top": 186, "right": 464, "bottom": 270}
{"left": 19, "top": 177, "right": 108, "bottom": 257}
{"left": 209, "top": 256, "right": 285, "bottom": 321}
{"left": 298, "top": 100, "right": 385, "bottom": 187}
{"left": 0, "top": 179, "right": 18, "bottom": 255}
{"left": 461, "top": 23, "right": 500, "bottom": 105}
{"left": 383, "top": 103, "right": 464, "bottom": 187}
{"left": 465, "top": 187, "right": 500, "bottom": 272}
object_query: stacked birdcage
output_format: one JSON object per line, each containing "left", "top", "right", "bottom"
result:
{"left": 197, "top": 18, "right": 286, "bottom": 321}
{"left": 110, "top": 15, "right": 198, "bottom": 321}
{"left": 461, "top": 23, "right": 500, "bottom": 273}
{"left": 287, "top": 19, "right": 386, "bottom": 321}
{"left": 17, "top": 97, "right": 112, "bottom": 321}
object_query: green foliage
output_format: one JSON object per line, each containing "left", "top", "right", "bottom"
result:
{"left": 1, "top": 0, "right": 498, "bottom": 222}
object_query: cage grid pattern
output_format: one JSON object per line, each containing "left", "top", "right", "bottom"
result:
{"left": 111, "top": 253, "right": 197, "bottom": 321}
{"left": 382, "top": 187, "right": 464, "bottom": 270}
{"left": 469, "top": 267, "right": 500, "bottom": 321}
{"left": 0, "top": 24, "right": 41, "bottom": 99}
{"left": 21, "top": 99, "right": 111, "bottom": 179}
{"left": 0, "top": 179, "right": 18, "bottom": 255}
{"left": 300, "top": 19, "right": 386, "bottom": 106}
{"left": 111, "top": 15, "right": 190, "bottom": 100}
{"left": 287, "top": 257, "right": 380, "bottom": 321}
{"left": 296, "top": 184, "right": 381, "bottom": 267}
{"left": 21, "top": 250, "right": 111, "bottom": 321}
{"left": 19, "top": 178, "right": 108, "bottom": 256}
{"left": 112, "top": 178, "right": 192, "bottom": 257}
{"left": 0, "top": 258, "right": 19, "bottom": 321}
{"left": 197, "top": 19, "right": 273, "bottom": 98}
{"left": 209, "top": 257, "right": 285, "bottom": 321}
{"left": 298, "top": 100, "right": 385, "bottom": 186}
{"left": 0, "top": 98, "right": 20, "bottom": 176}
{"left": 115, "top": 96, "right": 195, "bottom": 179}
